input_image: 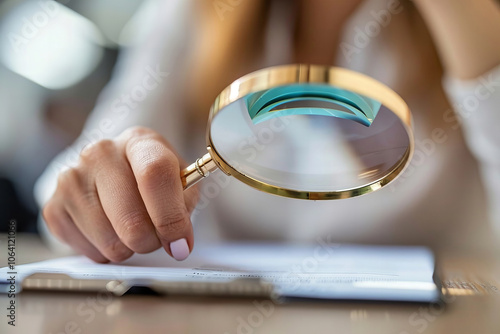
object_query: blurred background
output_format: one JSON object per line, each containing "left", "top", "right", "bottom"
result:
{"left": 0, "top": 0, "right": 498, "bottom": 256}
{"left": 0, "top": 0, "right": 143, "bottom": 232}
{"left": 0, "top": 0, "right": 444, "bottom": 237}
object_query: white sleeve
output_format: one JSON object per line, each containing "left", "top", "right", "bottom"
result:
{"left": 33, "top": 0, "right": 194, "bottom": 249}
{"left": 443, "top": 64, "right": 500, "bottom": 232}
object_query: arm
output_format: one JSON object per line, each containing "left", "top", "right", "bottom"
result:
{"left": 414, "top": 0, "right": 500, "bottom": 80}
{"left": 414, "top": 0, "right": 500, "bottom": 230}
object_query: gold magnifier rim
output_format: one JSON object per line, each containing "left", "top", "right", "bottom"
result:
{"left": 205, "top": 64, "right": 414, "bottom": 200}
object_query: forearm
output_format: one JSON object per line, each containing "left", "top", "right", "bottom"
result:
{"left": 414, "top": 0, "right": 500, "bottom": 80}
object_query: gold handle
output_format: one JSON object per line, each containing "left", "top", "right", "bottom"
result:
{"left": 181, "top": 153, "right": 218, "bottom": 189}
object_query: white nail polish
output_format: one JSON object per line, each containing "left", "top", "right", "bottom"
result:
{"left": 170, "top": 238, "right": 190, "bottom": 261}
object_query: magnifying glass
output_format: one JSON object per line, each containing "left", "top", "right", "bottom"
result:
{"left": 181, "top": 64, "right": 413, "bottom": 200}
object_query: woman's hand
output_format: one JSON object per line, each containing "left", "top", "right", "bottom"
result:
{"left": 42, "top": 127, "right": 199, "bottom": 263}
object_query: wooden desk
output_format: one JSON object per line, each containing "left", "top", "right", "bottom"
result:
{"left": 1, "top": 234, "right": 499, "bottom": 334}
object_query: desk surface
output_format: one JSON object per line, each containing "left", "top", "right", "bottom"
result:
{"left": 1, "top": 234, "right": 499, "bottom": 334}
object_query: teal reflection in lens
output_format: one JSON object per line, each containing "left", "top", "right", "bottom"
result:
{"left": 245, "top": 84, "right": 382, "bottom": 126}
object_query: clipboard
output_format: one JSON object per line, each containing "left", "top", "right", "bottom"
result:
{"left": 18, "top": 273, "right": 276, "bottom": 299}
{"left": 0, "top": 244, "right": 445, "bottom": 303}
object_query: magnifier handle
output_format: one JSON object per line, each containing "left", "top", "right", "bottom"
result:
{"left": 181, "top": 153, "right": 218, "bottom": 190}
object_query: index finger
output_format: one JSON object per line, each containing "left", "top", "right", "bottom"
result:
{"left": 122, "top": 128, "right": 194, "bottom": 261}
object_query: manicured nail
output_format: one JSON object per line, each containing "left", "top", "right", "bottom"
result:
{"left": 170, "top": 238, "right": 190, "bottom": 261}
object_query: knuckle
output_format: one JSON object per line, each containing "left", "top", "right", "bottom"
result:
{"left": 122, "top": 126, "right": 154, "bottom": 139}
{"left": 58, "top": 167, "right": 79, "bottom": 184}
{"left": 155, "top": 211, "right": 188, "bottom": 236}
{"left": 101, "top": 238, "right": 132, "bottom": 263}
{"left": 119, "top": 213, "right": 150, "bottom": 249}
{"left": 137, "top": 153, "right": 179, "bottom": 190}
{"left": 56, "top": 168, "right": 96, "bottom": 209}
{"left": 56, "top": 168, "right": 82, "bottom": 192}
{"left": 80, "top": 139, "right": 116, "bottom": 161}
{"left": 42, "top": 202, "right": 65, "bottom": 239}
{"left": 42, "top": 201, "right": 56, "bottom": 225}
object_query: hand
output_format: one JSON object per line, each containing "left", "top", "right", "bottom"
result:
{"left": 42, "top": 127, "right": 199, "bottom": 263}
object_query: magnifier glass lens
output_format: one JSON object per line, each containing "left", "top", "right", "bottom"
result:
{"left": 210, "top": 85, "right": 410, "bottom": 193}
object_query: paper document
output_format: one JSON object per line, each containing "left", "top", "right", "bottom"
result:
{"left": 0, "top": 243, "right": 440, "bottom": 302}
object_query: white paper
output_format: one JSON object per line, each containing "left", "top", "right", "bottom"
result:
{"left": 0, "top": 243, "right": 440, "bottom": 302}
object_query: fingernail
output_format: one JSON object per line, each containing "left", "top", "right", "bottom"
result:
{"left": 170, "top": 238, "right": 190, "bottom": 261}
